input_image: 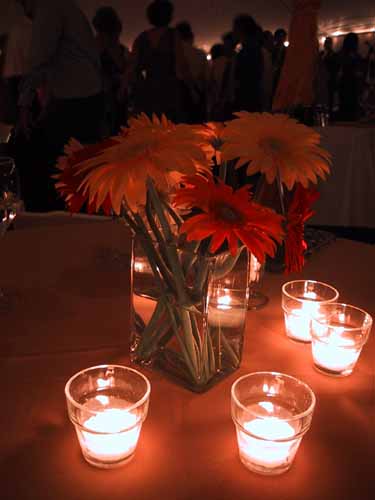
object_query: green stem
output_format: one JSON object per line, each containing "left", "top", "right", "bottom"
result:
{"left": 221, "top": 333, "right": 240, "bottom": 368}
{"left": 133, "top": 212, "right": 176, "bottom": 294}
{"left": 164, "top": 301, "right": 200, "bottom": 383}
{"left": 147, "top": 179, "right": 190, "bottom": 305}
{"left": 161, "top": 200, "right": 184, "bottom": 228}
{"left": 276, "top": 169, "right": 286, "bottom": 216}
{"left": 145, "top": 194, "right": 171, "bottom": 266}
{"left": 179, "top": 308, "right": 200, "bottom": 377}
{"left": 219, "top": 161, "right": 228, "bottom": 183}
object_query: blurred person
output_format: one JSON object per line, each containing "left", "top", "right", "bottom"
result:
{"left": 175, "top": 21, "right": 208, "bottom": 122}
{"left": 337, "top": 33, "right": 364, "bottom": 121}
{"left": 261, "top": 31, "right": 274, "bottom": 111}
{"left": 210, "top": 43, "right": 225, "bottom": 61}
{"left": 208, "top": 32, "right": 236, "bottom": 120}
{"left": 360, "top": 42, "right": 375, "bottom": 121}
{"left": 11, "top": 0, "right": 103, "bottom": 211}
{"left": 93, "top": 6, "right": 130, "bottom": 134}
{"left": 320, "top": 37, "right": 338, "bottom": 116}
{"left": 233, "top": 15, "right": 264, "bottom": 112}
{"left": 273, "top": 28, "right": 287, "bottom": 93}
{"left": 131, "top": 0, "right": 192, "bottom": 123}
{"left": 263, "top": 30, "right": 274, "bottom": 54}
{"left": 1, "top": 11, "right": 32, "bottom": 126}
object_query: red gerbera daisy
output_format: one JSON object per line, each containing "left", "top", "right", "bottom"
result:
{"left": 174, "top": 175, "right": 284, "bottom": 263}
{"left": 54, "top": 138, "right": 116, "bottom": 214}
{"left": 285, "top": 184, "right": 320, "bottom": 273}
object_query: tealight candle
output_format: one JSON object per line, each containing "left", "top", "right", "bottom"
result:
{"left": 311, "top": 304, "right": 372, "bottom": 376}
{"left": 208, "top": 288, "right": 246, "bottom": 328}
{"left": 65, "top": 365, "right": 151, "bottom": 468}
{"left": 282, "top": 281, "right": 339, "bottom": 343}
{"left": 232, "top": 372, "right": 315, "bottom": 475}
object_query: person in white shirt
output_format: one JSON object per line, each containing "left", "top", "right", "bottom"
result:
{"left": 11, "top": 0, "right": 104, "bottom": 211}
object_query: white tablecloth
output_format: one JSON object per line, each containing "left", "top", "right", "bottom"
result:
{"left": 312, "top": 125, "right": 375, "bottom": 228}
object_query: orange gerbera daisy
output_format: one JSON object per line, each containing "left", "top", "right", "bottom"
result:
{"left": 285, "top": 184, "right": 320, "bottom": 273}
{"left": 174, "top": 175, "right": 284, "bottom": 263}
{"left": 55, "top": 114, "right": 211, "bottom": 214}
{"left": 194, "top": 122, "right": 226, "bottom": 164}
{"left": 222, "top": 112, "right": 331, "bottom": 190}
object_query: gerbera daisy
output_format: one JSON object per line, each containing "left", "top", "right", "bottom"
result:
{"left": 285, "top": 184, "right": 320, "bottom": 273}
{"left": 174, "top": 175, "right": 284, "bottom": 263}
{"left": 55, "top": 138, "right": 115, "bottom": 214}
{"left": 222, "top": 112, "right": 331, "bottom": 190}
{"left": 55, "top": 114, "right": 211, "bottom": 214}
{"left": 194, "top": 122, "right": 226, "bottom": 164}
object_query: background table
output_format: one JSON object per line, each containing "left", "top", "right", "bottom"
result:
{"left": 1, "top": 214, "right": 374, "bottom": 500}
{"left": 312, "top": 125, "right": 375, "bottom": 228}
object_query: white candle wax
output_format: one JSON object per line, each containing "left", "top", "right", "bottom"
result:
{"left": 312, "top": 330, "right": 359, "bottom": 373}
{"left": 80, "top": 397, "right": 141, "bottom": 462}
{"left": 239, "top": 417, "right": 297, "bottom": 469}
{"left": 285, "top": 292, "right": 320, "bottom": 342}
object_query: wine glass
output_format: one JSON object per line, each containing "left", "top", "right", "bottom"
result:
{"left": 248, "top": 254, "right": 269, "bottom": 310}
{"left": 0, "top": 157, "right": 21, "bottom": 303}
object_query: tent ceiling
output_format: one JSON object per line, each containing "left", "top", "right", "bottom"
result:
{"left": 0, "top": 0, "right": 374, "bottom": 45}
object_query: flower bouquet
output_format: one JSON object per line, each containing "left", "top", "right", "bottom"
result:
{"left": 55, "top": 112, "right": 330, "bottom": 392}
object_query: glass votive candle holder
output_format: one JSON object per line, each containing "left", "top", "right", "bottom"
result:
{"left": 65, "top": 365, "right": 151, "bottom": 469}
{"left": 282, "top": 280, "right": 339, "bottom": 343}
{"left": 231, "top": 372, "right": 316, "bottom": 476}
{"left": 311, "top": 303, "right": 372, "bottom": 376}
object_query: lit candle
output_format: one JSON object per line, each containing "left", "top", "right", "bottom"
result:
{"left": 80, "top": 397, "right": 141, "bottom": 463}
{"left": 65, "top": 365, "right": 150, "bottom": 469}
{"left": 285, "top": 293, "right": 320, "bottom": 343}
{"left": 312, "top": 333, "right": 359, "bottom": 374}
{"left": 208, "top": 289, "right": 246, "bottom": 328}
{"left": 282, "top": 281, "right": 339, "bottom": 343}
{"left": 310, "top": 304, "right": 372, "bottom": 376}
{"left": 238, "top": 409, "right": 298, "bottom": 470}
{"left": 232, "top": 372, "right": 316, "bottom": 475}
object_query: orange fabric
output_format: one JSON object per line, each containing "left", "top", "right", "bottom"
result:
{"left": 273, "top": 0, "right": 321, "bottom": 111}
{"left": 1, "top": 214, "right": 374, "bottom": 500}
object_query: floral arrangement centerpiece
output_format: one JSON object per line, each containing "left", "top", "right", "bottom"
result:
{"left": 55, "top": 112, "right": 330, "bottom": 392}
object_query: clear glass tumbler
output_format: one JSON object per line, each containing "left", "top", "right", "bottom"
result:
{"left": 311, "top": 303, "right": 372, "bottom": 376}
{"left": 231, "top": 372, "right": 316, "bottom": 475}
{"left": 65, "top": 365, "right": 151, "bottom": 468}
{"left": 282, "top": 280, "right": 339, "bottom": 343}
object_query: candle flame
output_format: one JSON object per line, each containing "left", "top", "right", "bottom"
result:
{"left": 96, "top": 395, "right": 110, "bottom": 406}
{"left": 97, "top": 378, "right": 110, "bottom": 389}
{"left": 217, "top": 291, "right": 232, "bottom": 310}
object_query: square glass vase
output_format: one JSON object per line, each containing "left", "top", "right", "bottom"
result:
{"left": 130, "top": 235, "right": 250, "bottom": 392}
